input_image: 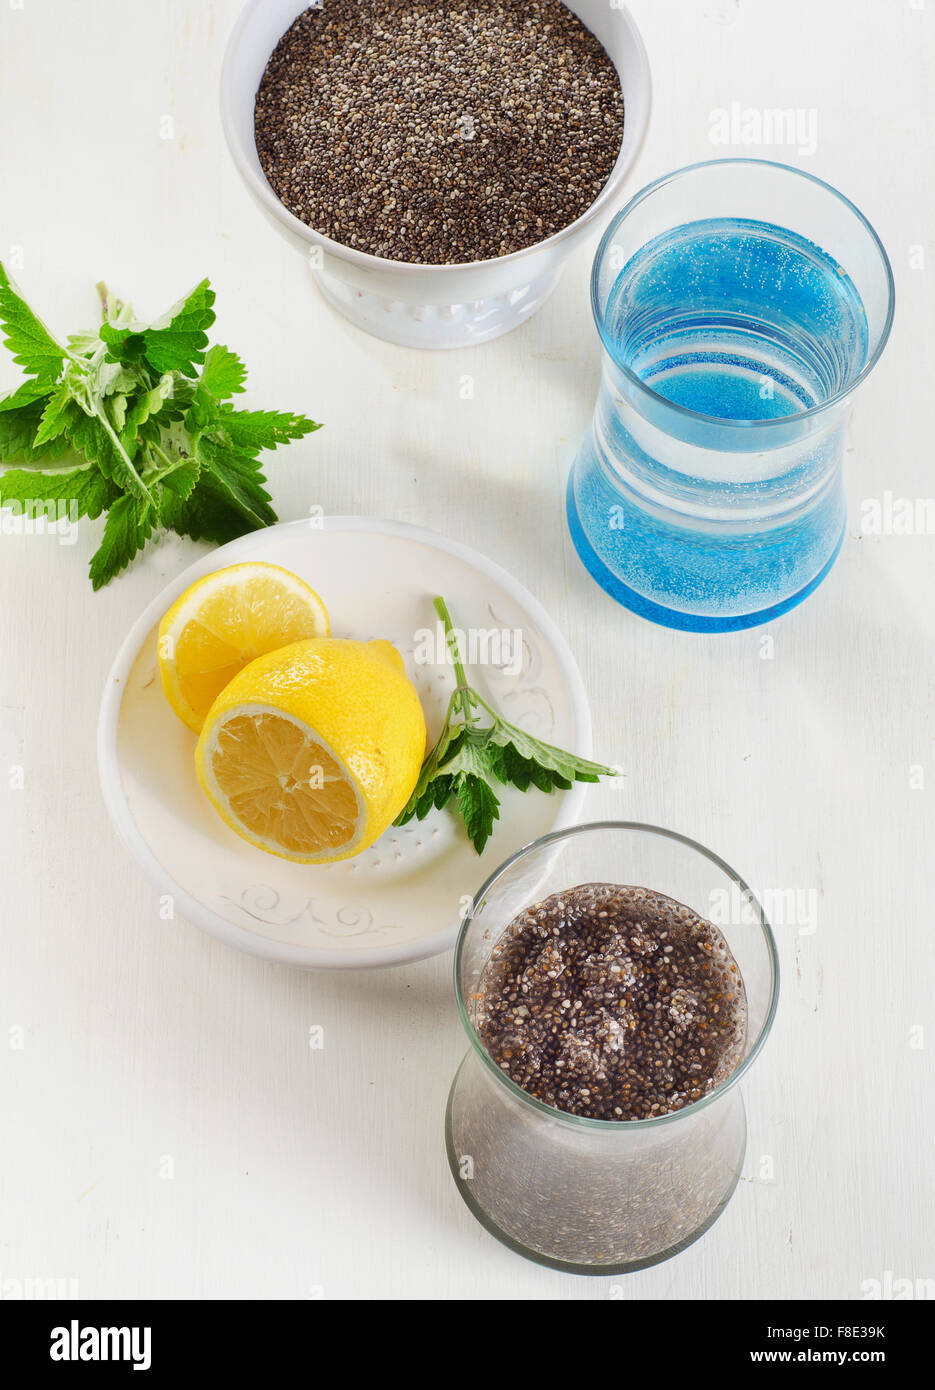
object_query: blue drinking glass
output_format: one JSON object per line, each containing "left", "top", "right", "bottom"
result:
{"left": 567, "top": 160, "right": 895, "bottom": 632}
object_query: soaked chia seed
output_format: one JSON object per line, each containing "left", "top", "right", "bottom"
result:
{"left": 475, "top": 883, "right": 748, "bottom": 1121}
{"left": 254, "top": 0, "right": 625, "bottom": 264}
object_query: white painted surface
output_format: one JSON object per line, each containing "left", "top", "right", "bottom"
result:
{"left": 0, "top": 0, "right": 932, "bottom": 1300}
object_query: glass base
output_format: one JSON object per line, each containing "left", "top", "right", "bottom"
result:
{"left": 445, "top": 1080, "right": 746, "bottom": 1276}
{"left": 566, "top": 473, "right": 846, "bottom": 633}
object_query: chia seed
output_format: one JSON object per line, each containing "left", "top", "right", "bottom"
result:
{"left": 254, "top": 0, "right": 625, "bottom": 265}
{"left": 475, "top": 883, "right": 748, "bottom": 1121}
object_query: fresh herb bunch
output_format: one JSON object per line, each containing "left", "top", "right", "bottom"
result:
{"left": 395, "top": 596, "right": 616, "bottom": 854}
{"left": 0, "top": 265, "right": 321, "bottom": 587}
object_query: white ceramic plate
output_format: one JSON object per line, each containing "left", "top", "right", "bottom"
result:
{"left": 98, "top": 518, "right": 595, "bottom": 968}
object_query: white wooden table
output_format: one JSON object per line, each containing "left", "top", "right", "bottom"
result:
{"left": 1, "top": 0, "right": 932, "bottom": 1300}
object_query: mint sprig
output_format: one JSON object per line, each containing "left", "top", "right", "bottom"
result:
{"left": 0, "top": 265, "right": 322, "bottom": 587}
{"left": 395, "top": 596, "right": 616, "bottom": 854}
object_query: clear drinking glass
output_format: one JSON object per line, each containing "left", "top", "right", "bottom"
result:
{"left": 446, "top": 822, "right": 779, "bottom": 1273}
{"left": 566, "top": 159, "right": 895, "bottom": 631}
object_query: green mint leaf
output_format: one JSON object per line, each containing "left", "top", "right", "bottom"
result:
{"left": 481, "top": 740, "right": 511, "bottom": 786}
{"left": 121, "top": 373, "right": 174, "bottom": 439}
{"left": 512, "top": 742, "right": 572, "bottom": 792}
{"left": 70, "top": 408, "right": 136, "bottom": 473}
{"left": 0, "top": 464, "right": 119, "bottom": 520}
{"left": 160, "top": 462, "right": 200, "bottom": 498}
{"left": 110, "top": 395, "right": 128, "bottom": 432}
{"left": 96, "top": 282, "right": 129, "bottom": 327}
{"left": 69, "top": 412, "right": 154, "bottom": 514}
{"left": 499, "top": 741, "right": 560, "bottom": 792}
{"left": 184, "top": 386, "right": 220, "bottom": 437}
{"left": 100, "top": 279, "right": 216, "bottom": 378}
{"left": 0, "top": 397, "right": 74, "bottom": 466}
{"left": 96, "top": 361, "right": 142, "bottom": 400}
{"left": 394, "top": 718, "right": 463, "bottom": 825}
{"left": 435, "top": 729, "right": 499, "bottom": 782}
{"left": 66, "top": 329, "right": 104, "bottom": 358}
{"left": 199, "top": 344, "right": 247, "bottom": 400}
{"left": 136, "top": 416, "right": 165, "bottom": 448}
{"left": 156, "top": 376, "right": 195, "bottom": 424}
{"left": 157, "top": 461, "right": 200, "bottom": 529}
{"left": 0, "top": 262, "right": 67, "bottom": 381}
{"left": 195, "top": 437, "right": 276, "bottom": 528}
{"left": 33, "top": 382, "right": 81, "bottom": 447}
{"left": 0, "top": 273, "right": 319, "bottom": 587}
{"left": 181, "top": 346, "right": 252, "bottom": 438}
{"left": 401, "top": 772, "right": 454, "bottom": 825}
{"left": 171, "top": 476, "right": 254, "bottom": 546}
{"left": 88, "top": 493, "right": 154, "bottom": 589}
{"left": 0, "top": 378, "right": 53, "bottom": 412}
{"left": 454, "top": 773, "right": 501, "bottom": 855}
{"left": 488, "top": 718, "right": 613, "bottom": 785}
{"left": 213, "top": 406, "right": 321, "bottom": 454}
{"left": 397, "top": 597, "right": 616, "bottom": 853}
{"left": 428, "top": 773, "right": 455, "bottom": 815}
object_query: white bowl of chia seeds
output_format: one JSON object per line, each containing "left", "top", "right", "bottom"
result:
{"left": 221, "top": 0, "right": 651, "bottom": 349}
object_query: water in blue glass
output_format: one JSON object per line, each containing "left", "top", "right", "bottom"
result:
{"left": 604, "top": 217, "right": 868, "bottom": 419}
{"left": 568, "top": 218, "right": 871, "bottom": 631}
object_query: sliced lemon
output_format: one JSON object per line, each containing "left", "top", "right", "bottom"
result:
{"left": 158, "top": 562, "right": 330, "bottom": 732}
{"left": 195, "top": 637, "right": 426, "bottom": 864}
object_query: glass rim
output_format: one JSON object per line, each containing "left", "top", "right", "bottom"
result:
{"left": 453, "top": 819, "right": 780, "bottom": 1132}
{"left": 591, "top": 157, "right": 896, "bottom": 431}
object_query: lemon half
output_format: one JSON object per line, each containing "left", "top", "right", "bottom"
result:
{"left": 158, "top": 562, "right": 330, "bottom": 732}
{"left": 195, "top": 638, "right": 426, "bottom": 864}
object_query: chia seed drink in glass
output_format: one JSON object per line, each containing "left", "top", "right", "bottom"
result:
{"left": 475, "top": 884, "right": 747, "bottom": 1122}
{"left": 447, "top": 823, "right": 778, "bottom": 1273}
{"left": 567, "top": 160, "right": 894, "bottom": 632}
